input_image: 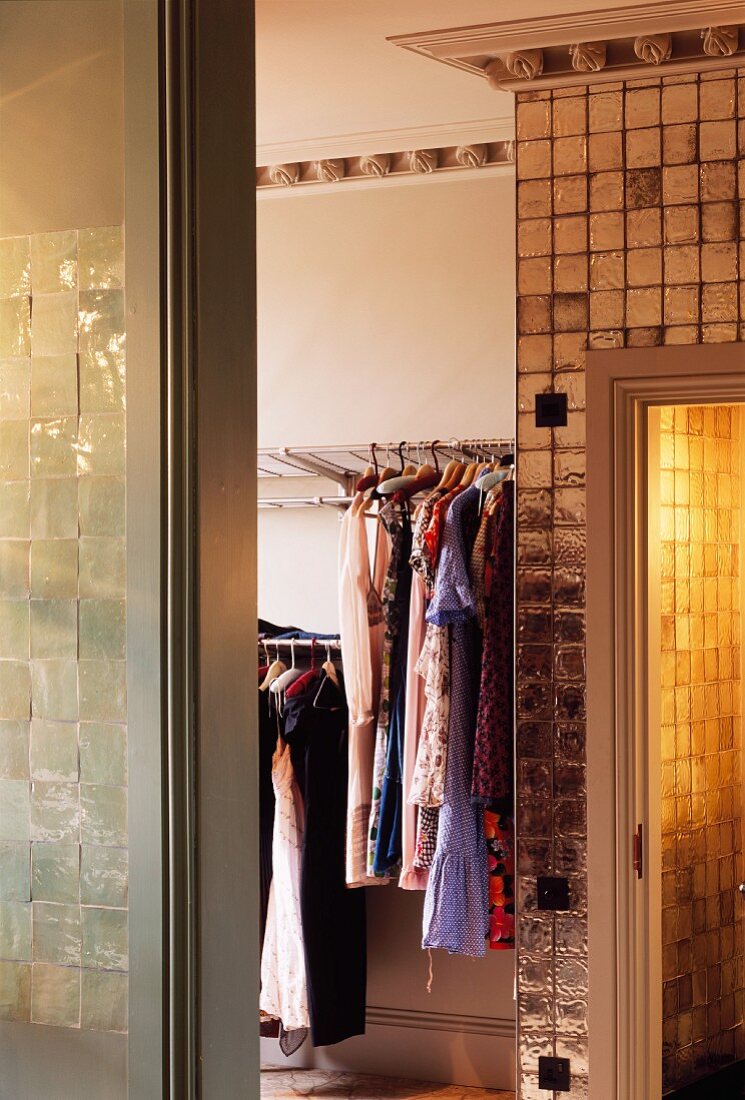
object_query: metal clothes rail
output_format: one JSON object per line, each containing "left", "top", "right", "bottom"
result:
{"left": 257, "top": 438, "right": 514, "bottom": 510}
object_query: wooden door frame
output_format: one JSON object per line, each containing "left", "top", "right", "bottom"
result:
{"left": 585, "top": 343, "right": 745, "bottom": 1100}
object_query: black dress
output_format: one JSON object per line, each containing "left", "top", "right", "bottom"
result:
{"left": 283, "top": 677, "right": 367, "bottom": 1047}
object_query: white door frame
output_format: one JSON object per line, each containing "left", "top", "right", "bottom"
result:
{"left": 585, "top": 343, "right": 745, "bottom": 1100}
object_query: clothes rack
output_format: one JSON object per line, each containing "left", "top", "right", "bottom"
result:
{"left": 257, "top": 438, "right": 515, "bottom": 510}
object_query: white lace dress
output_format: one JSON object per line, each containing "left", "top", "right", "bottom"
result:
{"left": 259, "top": 740, "right": 310, "bottom": 1030}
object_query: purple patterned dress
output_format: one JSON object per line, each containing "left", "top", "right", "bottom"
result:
{"left": 422, "top": 486, "right": 489, "bottom": 957}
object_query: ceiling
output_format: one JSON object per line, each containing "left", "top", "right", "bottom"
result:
{"left": 256, "top": 0, "right": 660, "bottom": 158}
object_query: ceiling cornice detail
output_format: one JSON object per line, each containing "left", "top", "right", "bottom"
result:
{"left": 256, "top": 117, "right": 514, "bottom": 167}
{"left": 256, "top": 139, "right": 515, "bottom": 199}
{"left": 388, "top": 1, "right": 745, "bottom": 91}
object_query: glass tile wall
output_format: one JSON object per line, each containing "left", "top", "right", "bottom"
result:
{"left": 0, "top": 228, "right": 127, "bottom": 1032}
{"left": 515, "top": 69, "right": 745, "bottom": 1099}
{"left": 659, "top": 404, "right": 743, "bottom": 1092}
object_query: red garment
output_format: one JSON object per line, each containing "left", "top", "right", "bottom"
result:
{"left": 485, "top": 809, "right": 514, "bottom": 950}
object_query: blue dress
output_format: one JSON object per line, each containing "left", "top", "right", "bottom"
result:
{"left": 422, "top": 486, "right": 488, "bottom": 957}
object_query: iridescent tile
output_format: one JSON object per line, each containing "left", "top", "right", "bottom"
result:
{"left": 0, "top": 238, "right": 31, "bottom": 299}
{"left": 555, "top": 722, "right": 586, "bottom": 762}
{"left": 588, "top": 131, "right": 623, "bottom": 171}
{"left": 80, "top": 846, "right": 127, "bottom": 908}
{"left": 588, "top": 90, "right": 622, "bottom": 132}
{"left": 29, "top": 540, "right": 77, "bottom": 600}
{"left": 30, "top": 293, "right": 77, "bottom": 357}
{"left": 79, "top": 349, "right": 125, "bottom": 414}
{"left": 518, "top": 606, "right": 552, "bottom": 643}
{"left": 518, "top": 259, "right": 552, "bottom": 297}
{"left": 30, "top": 355, "right": 78, "bottom": 418}
{"left": 517, "top": 140, "right": 552, "bottom": 181}
{"left": 81, "top": 968, "right": 127, "bottom": 1032}
{"left": 664, "top": 245, "right": 700, "bottom": 285}
{"left": 627, "top": 247, "right": 662, "bottom": 287}
{"left": 553, "top": 174, "right": 587, "bottom": 216}
{"left": 520, "top": 1030, "right": 554, "bottom": 1073}
{"left": 30, "top": 660, "right": 78, "bottom": 722}
{"left": 554, "top": 216, "right": 588, "bottom": 255}
{"left": 517, "top": 720, "right": 552, "bottom": 758}
{"left": 517, "top": 990, "right": 553, "bottom": 1032}
{"left": 517, "top": 334, "right": 552, "bottom": 373}
{"left": 701, "top": 242, "right": 737, "bottom": 282}
{"left": 32, "top": 902, "right": 81, "bottom": 965}
{"left": 29, "top": 232, "right": 77, "bottom": 295}
{"left": 518, "top": 218, "right": 552, "bottom": 257}
{"left": 0, "top": 660, "right": 31, "bottom": 720}
{"left": 0, "top": 900, "right": 31, "bottom": 961}
{"left": 518, "top": 797, "right": 552, "bottom": 838}
{"left": 553, "top": 293, "right": 588, "bottom": 332}
{"left": 663, "top": 205, "right": 699, "bottom": 245}
{"left": 0, "top": 421, "right": 29, "bottom": 479}
{"left": 518, "top": 180, "right": 552, "bottom": 220}
{"left": 80, "top": 784, "right": 126, "bottom": 847}
{"left": 29, "top": 782, "right": 79, "bottom": 843}
{"left": 79, "top": 537, "right": 125, "bottom": 599}
{"left": 626, "top": 126, "right": 661, "bottom": 169}
{"left": 77, "top": 227, "right": 124, "bottom": 291}
{"left": 590, "top": 289, "right": 624, "bottom": 329}
{"left": 0, "top": 960, "right": 31, "bottom": 1021}
{"left": 518, "top": 295, "right": 551, "bottom": 335}
{"left": 626, "top": 87, "right": 660, "bottom": 128}
{"left": 662, "top": 165, "right": 699, "bottom": 206}
{"left": 517, "top": 488, "right": 552, "bottom": 527}
{"left": 700, "top": 120, "right": 737, "bottom": 160}
{"left": 589, "top": 211, "right": 624, "bottom": 251}
{"left": 0, "top": 721, "right": 29, "bottom": 780}
{"left": 78, "top": 290, "right": 125, "bottom": 355}
{"left": 78, "top": 660, "right": 126, "bottom": 723}
{"left": 517, "top": 645, "right": 552, "bottom": 681}
{"left": 554, "top": 254, "right": 588, "bottom": 294}
{"left": 553, "top": 567, "right": 586, "bottom": 607}
{"left": 30, "top": 962, "right": 80, "bottom": 1027}
{"left": 0, "top": 298, "right": 30, "bottom": 359}
{"left": 701, "top": 201, "right": 737, "bottom": 242}
{"left": 29, "top": 721, "right": 78, "bottom": 782}
{"left": 701, "top": 161, "right": 736, "bottom": 201}
{"left": 626, "top": 326, "right": 662, "bottom": 347}
{"left": 663, "top": 124, "right": 697, "bottom": 166}
{"left": 702, "top": 282, "right": 737, "bottom": 322}
{"left": 554, "top": 609, "right": 586, "bottom": 645}
{"left": 662, "top": 82, "right": 698, "bottom": 124}
{"left": 81, "top": 906, "right": 127, "bottom": 971}
{"left": 31, "top": 843, "right": 79, "bottom": 905}
{"left": 627, "top": 286, "right": 662, "bottom": 327}
{"left": 517, "top": 100, "right": 551, "bottom": 141}
{"left": 553, "top": 135, "right": 587, "bottom": 176}
{"left": 0, "top": 841, "right": 30, "bottom": 902}
{"left": 589, "top": 250, "right": 624, "bottom": 290}
{"left": 0, "top": 360, "right": 30, "bottom": 421}
{"left": 553, "top": 96, "right": 587, "bottom": 137}
{"left": 517, "top": 681, "right": 552, "bottom": 721}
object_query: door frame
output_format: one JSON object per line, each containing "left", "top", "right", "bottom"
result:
{"left": 585, "top": 343, "right": 745, "bottom": 1100}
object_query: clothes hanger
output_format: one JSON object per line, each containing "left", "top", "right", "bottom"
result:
{"left": 401, "top": 442, "right": 440, "bottom": 501}
{"left": 313, "top": 643, "right": 344, "bottom": 709}
{"left": 377, "top": 443, "right": 419, "bottom": 495}
{"left": 355, "top": 444, "right": 378, "bottom": 493}
{"left": 259, "top": 641, "right": 286, "bottom": 692}
{"left": 270, "top": 638, "right": 305, "bottom": 697}
{"left": 285, "top": 637, "right": 323, "bottom": 700}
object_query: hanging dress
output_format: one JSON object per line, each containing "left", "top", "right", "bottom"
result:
{"left": 367, "top": 496, "right": 411, "bottom": 877}
{"left": 399, "top": 568, "right": 428, "bottom": 890}
{"left": 372, "top": 497, "right": 412, "bottom": 876}
{"left": 422, "top": 485, "right": 489, "bottom": 957}
{"left": 259, "top": 739, "right": 310, "bottom": 1031}
{"left": 339, "top": 501, "right": 389, "bottom": 886}
{"left": 283, "top": 677, "right": 367, "bottom": 1046}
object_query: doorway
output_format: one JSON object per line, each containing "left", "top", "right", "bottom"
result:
{"left": 585, "top": 344, "right": 745, "bottom": 1100}
{"left": 648, "top": 403, "right": 745, "bottom": 1097}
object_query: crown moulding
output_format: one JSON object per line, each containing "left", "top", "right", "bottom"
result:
{"left": 388, "top": 1, "right": 745, "bottom": 91}
{"left": 256, "top": 140, "right": 515, "bottom": 194}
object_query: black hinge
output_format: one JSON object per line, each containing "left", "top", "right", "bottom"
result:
{"left": 633, "top": 823, "right": 643, "bottom": 879}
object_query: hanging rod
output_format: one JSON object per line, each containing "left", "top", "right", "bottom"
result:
{"left": 257, "top": 438, "right": 515, "bottom": 486}
{"left": 259, "top": 495, "right": 353, "bottom": 510}
{"left": 259, "top": 637, "right": 342, "bottom": 651}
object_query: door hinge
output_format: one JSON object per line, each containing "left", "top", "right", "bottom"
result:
{"left": 633, "top": 823, "right": 643, "bottom": 879}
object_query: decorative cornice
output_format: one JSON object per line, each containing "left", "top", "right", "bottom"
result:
{"left": 256, "top": 139, "right": 515, "bottom": 197}
{"left": 389, "top": 1, "right": 745, "bottom": 91}
{"left": 366, "top": 1004, "right": 516, "bottom": 1039}
{"left": 256, "top": 117, "right": 514, "bottom": 167}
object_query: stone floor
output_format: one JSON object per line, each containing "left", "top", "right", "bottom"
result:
{"left": 260, "top": 1068, "right": 514, "bottom": 1099}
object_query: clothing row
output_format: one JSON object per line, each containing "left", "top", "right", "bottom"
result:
{"left": 339, "top": 471, "right": 515, "bottom": 957}
{"left": 258, "top": 642, "right": 366, "bottom": 1047}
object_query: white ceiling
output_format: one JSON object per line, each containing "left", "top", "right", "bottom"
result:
{"left": 256, "top": 0, "right": 659, "bottom": 157}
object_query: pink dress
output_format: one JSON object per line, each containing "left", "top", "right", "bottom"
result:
{"left": 399, "top": 570, "right": 428, "bottom": 889}
{"left": 338, "top": 500, "right": 389, "bottom": 887}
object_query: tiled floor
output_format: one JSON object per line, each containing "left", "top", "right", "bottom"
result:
{"left": 260, "top": 1068, "right": 514, "bottom": 1099}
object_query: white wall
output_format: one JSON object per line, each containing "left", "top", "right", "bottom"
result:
{"left": 257, "top": 171, "right": 517, "bottom": 1089}
{"left": 258, "top": 171, "right": 515, "bottom": 633}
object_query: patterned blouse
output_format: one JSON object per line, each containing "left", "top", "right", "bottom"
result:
{"left": 471, "top": 483, "right": 514, "bottom": 804}
{"left": 407, "top": 623, "right": 450, "bottom": 807}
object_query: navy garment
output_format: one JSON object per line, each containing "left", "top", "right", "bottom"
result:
{"left": 373, "top": 502, "right": 412, "bottom": 876}
{"left": 283, "top": 680, "right": 367, "bottom": 1047}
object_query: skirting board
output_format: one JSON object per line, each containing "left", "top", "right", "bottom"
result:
{"left": 260, "top": 1006, "right": 516, "bottom": 1090}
